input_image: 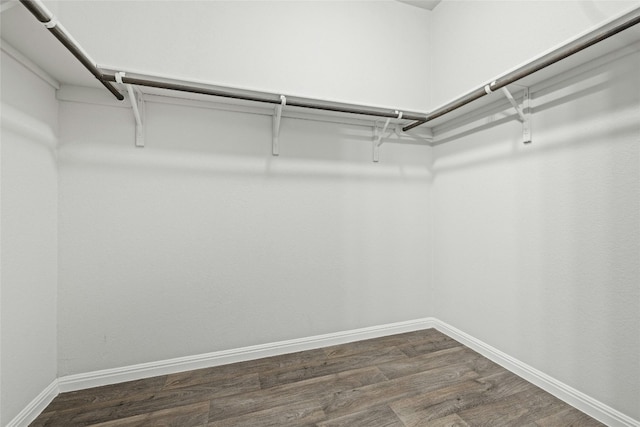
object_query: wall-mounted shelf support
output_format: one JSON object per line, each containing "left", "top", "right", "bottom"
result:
{"left": 373, "top": 118, "right": 390, "bottom": 163}
{"left": 373, "top": 111, "right": 402, "bottom": 162}
{"left": 501, "top": 87, "right": 525, "bottom": 122}
{"left": 501, "top": 87, "right": 531, "bottom": 144}
{"left": 272, "top": 95, "right": 286, "bottom": 156}
{"left": 521, "top": 87, "right": 531, "bottom": 144}
{"left": 116, "top": 72, "right": 145, "bottom": 147}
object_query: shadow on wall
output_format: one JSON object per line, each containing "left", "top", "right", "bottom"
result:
{"left": 57, "top": 100, "right": 433, "bottom": 182}
{"left": 429, "top": 47, "right": 639, "bottom": 174}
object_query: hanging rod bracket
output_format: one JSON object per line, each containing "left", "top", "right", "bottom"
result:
{"left": 43, "top": 18, "right": 58, "bottom": 29}
{"left": 373, "top": 111, "right": 402, "bottom": 162}
{"left": 484, "top": 81, "right": 497, "bottom": 94}
{"left": 272, "top": 95, "right": 286, "bottom": 156}
{"left": 116, "top": 72, "right": 145, "bottom": 147}
{"left": 522, "top": 87, "right": 531, "bottom": 144}
{"left": 501, "top": 86, "right": 531, "bottom": 144}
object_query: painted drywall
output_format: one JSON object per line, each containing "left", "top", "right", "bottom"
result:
{"left": 429, "top": 0, "right": 638, "bottom": 108}
{"left": 430, "top": 2, "right": 640, "bottom": 420}
{"left": 0, "top": 51, "right": 58, "bottom": 426}
{"left": 431, "top": 40, "right": 640, "bottom": 420}
{"left": 57, "top": 97, "right": 433, "bottom": 375}
{"left": 4, "top": 1, "right": 639, "bottom": 424}
{"left": 55, "top": 1, "right": 431, "bottom": 112}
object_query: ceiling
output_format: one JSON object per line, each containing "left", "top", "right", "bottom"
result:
{"left": 396, "top": 0, "right": 441, "bottom": 11}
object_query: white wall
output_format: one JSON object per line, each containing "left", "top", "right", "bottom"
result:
{"left": 56, "top": 1, "right": 432, "bottom": 112}
{"left": 4, "top": 1, "right": 640, "bottom": 424}
{"left": 0, "top": 51, "right": 58, "bottom": 425}
{"left": 57, "top": 97, "right": 433, "bottom": 375}
{"left": 430, "top": 0, "right": 638, "bottom": 108}
{"left": 431, "top": 31, "right": 640, "bottom": 424}
{"left": 430, "top": 2, "right": 640, "bottom": 419}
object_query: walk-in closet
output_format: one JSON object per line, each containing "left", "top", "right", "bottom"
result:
{"left": 2, "top": 1, "right": 639, "bottom": 426}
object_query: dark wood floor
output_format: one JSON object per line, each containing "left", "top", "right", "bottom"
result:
{"left": 31, "top": 329, "right": 604, "bottom": 426}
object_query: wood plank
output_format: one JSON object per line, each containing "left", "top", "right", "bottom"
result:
{"left": 86, "top": 401, "right": 209, "bottom": 427}
{"left": 390, "top": 380, "right": 491, "bottom": 426}
{"left": 41, "top": 376, "right": 167, "bottom": 414}
{"left": 316, "top": 405, "right": 404, "bottom": 427}
{"left": 456, "top": 386, "right": 567, "bottom": 426}
{"left": 323, "top": 363, "right": 479, "bottom": 419}
{"left": 377, "top": 346, "right": 477, "bottom": 380}
{"left": 398, "top": 334, "right": 464, "bottom": 358}
{"left": 390, "top": 371, "right": 533, "bottom": 425}
{"left": 417, "top": 413, "right": 470, "bottom": 427}
{"left": 42, "top": 373, "right": 261, "bottom": 426}
{"left": 162, "top": 371, "right": 260, "bottom": 394}
{"left": 532, "top": 407, "right": 606, "bottom": 426}
{"left": 403, "top": 329, "right": 452, "bottom": 343}
{"left": 28, "top": 411, "right": 57, "bottom": 427}
{"left": 322, "top": 329, "right": 446, "bottom": 359}
{"left": 259, "top": 346, "right": 407, "bottom": 389}
{"left": 208, "top": 366, "right": 388, "bottom": 422}
{"left": 207, "top": 400, "right": 326, "bottom": 427}
{"left": 164, "top": 349, "right": 327, "bottom": 390}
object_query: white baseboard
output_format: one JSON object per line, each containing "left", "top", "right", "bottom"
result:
{"left": 13, "top": 317, "right": 639, "bottom": 427}
{"left": 432, "top": 319, "right": 640, "bottom": 427}
{"left": 57, "top": 317, "right": 437, "bottom": 392}
{"left": 6, "top": 379, "right": 59, "bottom": 427}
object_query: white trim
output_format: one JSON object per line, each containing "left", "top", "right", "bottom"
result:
{"left": 57, "top": 318, "right": 436, "bottom": 392}
{"left": 0, "top": 39, "right": 60, "bottom": 89}
{"left": 6, "top": 380, "right": 59, "bottom": 427}
{"left": 432, "top": 319, "right": 640, "bottom": 427}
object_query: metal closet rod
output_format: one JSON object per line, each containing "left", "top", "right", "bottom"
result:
{"left": 402, "top": 6, "right": 640, "bottom": 132}
{"left": 99, "top": 73, "right": 428, "bottom": 121}
{"left": 19, "top": 0, "right": 426, "bottom": 122}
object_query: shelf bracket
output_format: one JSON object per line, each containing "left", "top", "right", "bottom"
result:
{"left": 116, "top": 72, "right": 145, "bottom": 147}
{"left": 373, "top": 111, "right": 402, "bottom": 163}
{"left": 501, "top": 86, "right": 531, "bottom": 144}
{"left": 272, "top": 95, "right": 286, "bottom": 156}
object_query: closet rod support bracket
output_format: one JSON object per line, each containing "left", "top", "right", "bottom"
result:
{"left": 501, "top": 86, "right": 531, "bottom": 144}
{"left": 522, "top": 87, "right": 531, "bottom": 144}
{"left": 116, "top": 72, "right": 145, "bottom": 147}
{"left": 373, "top": 111, "right": 402, "bottom": 162}
{"left": 272, "top": 95, "right": 286, "bottom": 156}
{"left": 133, "top": 89, "right": 146, "bottom": 147}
